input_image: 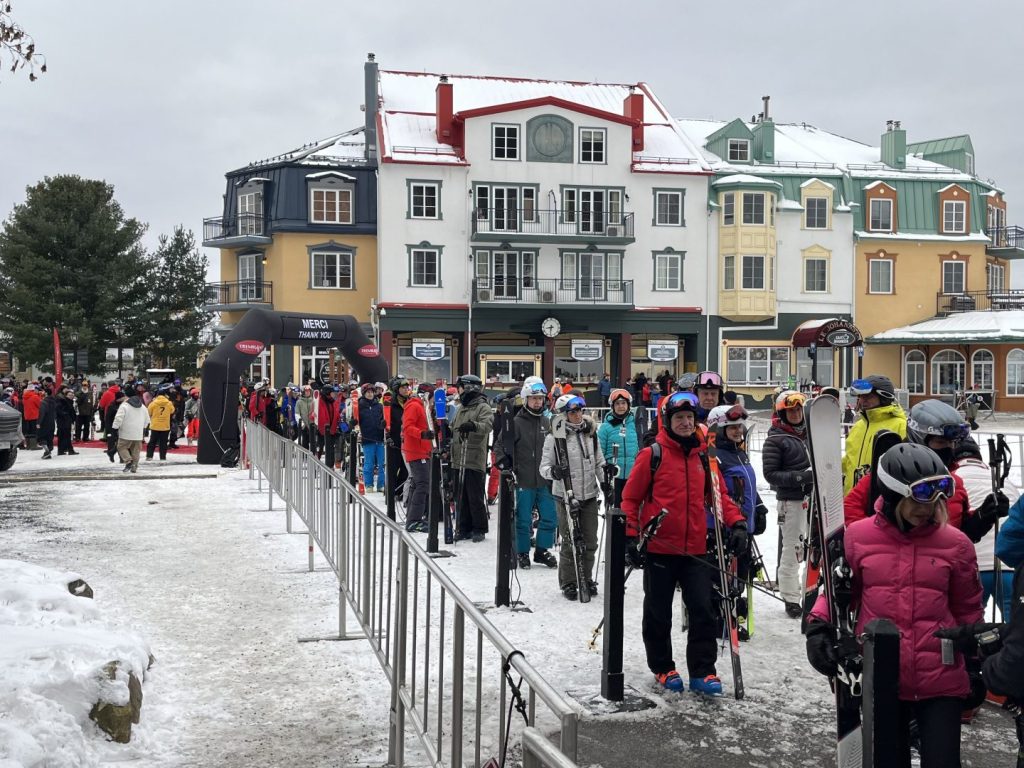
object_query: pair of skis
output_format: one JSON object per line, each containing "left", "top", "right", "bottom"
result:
{"left": 550, "top": 413, "right": 590, "bottom": 603}
{"left": 431, "top": 388, "right": 455, "bottom": 544}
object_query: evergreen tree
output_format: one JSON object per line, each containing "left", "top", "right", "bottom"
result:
{"left": 138, "top": 226, "right": 211, "bottom": 376}
{"left": 0, "top": 175, "right": 149, "bottom": 370}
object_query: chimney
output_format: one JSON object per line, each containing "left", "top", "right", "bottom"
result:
{"left": 762, "top": 95, "right": 770, "bottom": 121}
{"left": 436, "top": 75, "right": 454, "bottom": 145}
{"left": 881, "top": 120, "right": 907, "bottom": 170}
{"left": 623, "top": 87, "right": 644, "bottom": 151}
{"left": 364, "top": 53, "right": 378, "bottom": 163}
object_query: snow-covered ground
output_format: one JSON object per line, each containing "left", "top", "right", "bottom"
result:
{"left": 0, "top": 439, "right": 1020, "bottom": 767}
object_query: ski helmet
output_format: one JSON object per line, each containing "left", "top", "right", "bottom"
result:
{"left": 775, "top": 390, "right": 806, "bottom": 413}
{"left": 520, "top": 380, "right": 548, "bottom": 400}
{"left": 849, "top": 374, "right": 896, "bottom": 403}
{"left": 456, "top": 374, "right": 483, "bottom": 393}
{"left": 554, "top": 394, "right": 586, "bottom": 414}
{"left": 694, "top": 371, "right": 724, "bottom": 390}
{"left": 708, "top": 403, "right": 748, "bottom": 428}
{"left": 608, "top": 388, "right": 633, "bottom": 407}
{"left": 389, "top": 376, "right": 410, "bottom": 392}
{"left": 876, "top": 443, "right": 954, "bottom": 504}
{"left": 675, "top": 372, "right": 697, "bottom": 392}
{"left": 906, "top": 400, "right": 970, "bottom": 445}
{"left": 661, "top": 391, "right": 699, "bottom": 421}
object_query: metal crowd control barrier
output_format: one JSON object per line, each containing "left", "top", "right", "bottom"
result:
{"left": 241, "top": 420, "right": 580, "bottom": 768}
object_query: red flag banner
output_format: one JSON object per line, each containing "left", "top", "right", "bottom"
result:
{"left": 53, "top": 328, "right": 62, "bottom": 386}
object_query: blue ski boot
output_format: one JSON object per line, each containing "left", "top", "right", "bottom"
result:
{"left": 655, "top": 670, "right": 684, "bottom": 692}
{"left": 689, "top": 675, "right": 723, "bottom": 696}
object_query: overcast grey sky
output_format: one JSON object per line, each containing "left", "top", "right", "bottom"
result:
{"left": 4, "top": 0, "right": 1023, "bottom": 283}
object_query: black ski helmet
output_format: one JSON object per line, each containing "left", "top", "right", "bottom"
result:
{"left": 456, "top": 374, "right": 483, "bottom": 393}
{"left": 906, "top": 400, "right": 969, "bottom": 445}
{"left": 876, "top": 443, "right": 953, "bottom": 507}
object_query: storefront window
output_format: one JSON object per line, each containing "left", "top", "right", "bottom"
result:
{"left": 931, "top": 349, "right": 965, "bottom": 396}
{"left": 726, "top": 346, "right": 790, "bottom": 385}
{"left": 299, "top": 345, "right": 334, "bottom": 385}
{"left": 795, "top": 347, "right": 833, "bottom": 387}
{"left": 247, "top": 350, "right": 270, "bottom": 383}
{"left": 398, "top": 345, "right": 453, "bottom": 387}
{"left": 483, "top": 357, "right": 539, "bottom": 384}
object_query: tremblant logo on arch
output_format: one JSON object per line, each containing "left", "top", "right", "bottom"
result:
{"left": 358, "top": 345, "right": 379, "bottom": 358}
{"left": 235, "top": 340, "right": 266, "bottom": 355}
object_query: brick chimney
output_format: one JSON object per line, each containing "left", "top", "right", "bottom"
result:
{"left": 436, "top": 76, "right": 454, "bottom": 145}
{"left": 623, "top": 88, "right": 644, "bottom": 151}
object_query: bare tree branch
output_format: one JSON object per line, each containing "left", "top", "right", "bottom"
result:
{"left": 0, "top": 2, "right": 46, "bottom": 82}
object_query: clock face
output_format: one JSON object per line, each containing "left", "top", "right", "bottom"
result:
{"left": 542, "top": 317, "right": 561, "bottom": 338}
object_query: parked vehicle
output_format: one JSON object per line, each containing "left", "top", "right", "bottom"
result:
{"left": 0, "top": 401, "right": 24, "bottom": 471}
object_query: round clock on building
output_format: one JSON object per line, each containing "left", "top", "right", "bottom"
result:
{"left": 541, "top": 317, "right": 561, "bottom": 338}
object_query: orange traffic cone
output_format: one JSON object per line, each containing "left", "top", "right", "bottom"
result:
{"left": 358, "top": 479, "right": 366, "bottom": 494}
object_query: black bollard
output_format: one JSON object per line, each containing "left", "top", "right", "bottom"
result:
{"left": 862, "top": 618, "right": 901, "bottom": 768}
{"left": 426, "top": 451, "right": 441, "bottom": 554}
{"left": 347, "top": 430, "right": 359, "bottom": 487}
{"left": 494, "top": 470, "right": 515, "bottom": 607}
{"left": 385, "top": 439, "right": 396, "bottom": 521}
{"left": 601, "top": 509, "right": 627, "bottom": 701}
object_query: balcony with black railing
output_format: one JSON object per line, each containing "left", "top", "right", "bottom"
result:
{"left": 471, "top": 208, "right": 635, "bottom": 244}
{"left": 985, "top": 226, "right": 1024, "bottom": 259}
{"left": 936, "top": 289, "right": 1024, "bottom": 315}
{"left": 202, "top": 213, "right": 273, "bottom": 247}
{"left": 204, "top": 281, "right": 274, "bottom": 311}
{"left": 472, "top": 277, "right": 633, "bottom": 307}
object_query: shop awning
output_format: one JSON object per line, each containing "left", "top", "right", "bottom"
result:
{"left": 791, "top": 318, "right": 864, "bottom": 348}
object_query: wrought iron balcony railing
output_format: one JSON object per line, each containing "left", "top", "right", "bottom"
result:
{"left": 936, "top": 289, "right": 1024, "bottom": 315}
{"left": 471, "top": 208, "right": 635, "bottom": 239}
{"left": 986, "top": 226, "right": 1024, "bottom": 250}
{"left": 204, "top": 281, "right": 274, "bottom": 308}
{"left": 472, "top": 277, "right": 633, "bottom": 306}
{"left": 203, "top": 213, "right": 270, "bottom": 243}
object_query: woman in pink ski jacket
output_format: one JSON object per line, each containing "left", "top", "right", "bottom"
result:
{"left": 807, "top": 443, "right": 982, "bottom": 768}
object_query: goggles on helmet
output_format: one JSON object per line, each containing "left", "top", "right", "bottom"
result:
{"left": 914, "top": 421, "right": 971, "bottom": 443}
{"left": 608, "top": 388, "right": 632, "bottom": 405}
{"left": 523, "top": 382, "right": 548, "bottom": 396}
{"left": 877, "top": 463, "right": 955, "bottom": 503}
{"left": 561, "top": 395, "right": 586, "bottom": 413}
{"left": 777, "top": 392, "right": 807, "bottom": 410}
{"left": 662, "top": 391, "right": 699, "bottom": 414}
{"left": 724, "top": 405, "right": 748, "bottom": 423}
{"left": 849, "top": 379, "right": 876, "bottom": 396}
{"left": 694, "top": 371, "right": 723, "bottom": 389}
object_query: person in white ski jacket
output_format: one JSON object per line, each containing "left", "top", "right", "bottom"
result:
{"left": 112, "top": 394, "right": 151, "bottom": 474}
{"left": 952, "top": 439, "right": 1019, "bottom": 619}
{"left": 540, "top": 394, "right": 606, "bottom": 601}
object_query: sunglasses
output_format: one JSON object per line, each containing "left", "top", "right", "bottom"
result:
{"left": 695, "top": 371, "right": 723, "bottom": 388}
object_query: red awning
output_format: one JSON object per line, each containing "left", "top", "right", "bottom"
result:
{"left": 791, "top": 318, "right": 863, "bottom": 348}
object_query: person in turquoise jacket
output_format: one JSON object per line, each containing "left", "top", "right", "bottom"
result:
{"left": 597, "top": 388, "right": 642, "bottom": 506}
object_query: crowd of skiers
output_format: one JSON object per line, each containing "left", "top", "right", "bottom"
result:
{"left": 1, "top": 374, "right": 201, "bottom": 472}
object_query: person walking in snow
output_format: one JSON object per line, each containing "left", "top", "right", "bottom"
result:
{"left": 620, "top": 391, "right": 747, "bottom": 695}
{"left": 113, "top": 391, "right": 151, "bottom": 473}
{"left": 103, "top": 390, "right": 127, "bottom": 462}
{"left": 36, "top": 387, "right": 59, "bottom": 459}
{"left": 146, "top": 385, "right": 174, "bottom": 461}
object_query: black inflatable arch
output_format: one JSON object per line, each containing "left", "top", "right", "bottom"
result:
{"left": 197, "top": 308, "right": 389, "bottom": 464}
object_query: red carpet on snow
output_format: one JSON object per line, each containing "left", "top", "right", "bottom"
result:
{"left": 74, "top": 439, "right": 198, "bottom": 456}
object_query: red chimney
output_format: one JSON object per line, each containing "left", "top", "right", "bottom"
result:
{"left": 623, "top": 89, "right": 644, "bottom": 151}
{"left": 436, "top": 76, "right": 453, "bottom": 145}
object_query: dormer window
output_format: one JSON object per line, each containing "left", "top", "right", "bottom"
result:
{"left": 728, "top": 139, "right": 750, "bottom": 162}
{"left": 943, "top": 201, "right": 966, "bottom": 234}
{"left": 870, "top": 199, "right": 893, "bottom": 232}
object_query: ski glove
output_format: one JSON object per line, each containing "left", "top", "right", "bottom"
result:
{"left": 964, "top": 655, "right": 987, "bottom": 711}
{"left": 805, "top": 621, "right": 838, "bottom": 677}
{"left": 625, "top": 537, "right": 645, "bottom": 569}
{"left": 754, "top": 503, "right": 769, "bottom": 535}
{"left": 600, "top": 481, "right": 613, "bottom": 499}
{"left": 978, "top": 491, "right": 1010, "bottom": 523}
{"left": 457, "top": 422, "right": 476, "bottom": 435}
{"left": 496, "top": 456, "right": 513, "bottom": 471}
{"left": 604, "top": 464, "right": 620, "bottom": 479}
{"left": 420, "top": 430, "right": 435, "bottom": 441}
{"left": 933, "top": 622, "right": 1003, "bottom": 656}
{"left": 798, "top": 467, "right": 814, "bottom": 486}
{"left": 727, "top": 524, "right": 748, "bottom": 556}
{"left": 549, "top": 465, "right": 565, "bottom": 481}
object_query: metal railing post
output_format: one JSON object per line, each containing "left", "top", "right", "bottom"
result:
{"left": 284, "top": 441, "right": 293, "bottom": 533}
{"left": 451, "top": 606, "right": 465, "bottom": 768}
{"left": 601, "top": 510, "right": 627, "bottom": 701}
{"left": 494, "top": 470, "right": 515, "bottom": 607}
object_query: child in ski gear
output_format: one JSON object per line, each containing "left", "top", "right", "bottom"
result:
{"left": 597, "top": 388, "right": 641, "bottom": 506}
{"left": 540, "top": 394, "right": 605, "bottom": 600}
{"left": 450, "top": 375, "right": 494, "bottom": 542}
{"left": 762, "top": 390, "right": 812, "bottom": 617}
{"left": 621, "top": 391, "right": 746, "bottom": 694}
{"left": 842, "top": 374, "right": 907, "bottom": 494}
{"left": 401, "top": 383, "right": 434, "bottom": 532}
{"left": 355, "top": 383, "right": 387, "bottom": 492}
{"left": 807, "top": 443, "right": 982, "bottom": 768}
{"left": 494, "top": 380, "right": 558, "bottom": 569}
{"left": 710, "top": 404, "right": 767, "bottom": 639}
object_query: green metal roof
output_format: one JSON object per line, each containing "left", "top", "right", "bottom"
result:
{"left": 705, "top": 118, "right": 753, "bottom": 146}
{"left": 906, "top": 135, "right": 973, "bottom": 156}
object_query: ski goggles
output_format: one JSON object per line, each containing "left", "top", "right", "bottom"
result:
{"left": 877, "top": 463, "right": 955, "bottom": 503}
{"left": 523, "top": 382, "right": 548, "bottom": 396}
{"left": 723, "top": 405, "right": 748, "bottom": 423}
{"left": 608, "top": 388, "right": 633, "bottom": 405}
{"left": 694, "top": 371, "right": 723, "bottom": 389}
{"left": 910, "top": 420, "right": 971, "bottom": 443}
{"left": 777, "top": 392, "right": 806, "bottom": 410}
{"left": 661, "top": 391, "right": 699, "bottom": 415}
{"left": 849, "top": 379, "right": 877, "bottom": 396}
{"left": 561, "top": 395, "right": 586, "bottom": 413}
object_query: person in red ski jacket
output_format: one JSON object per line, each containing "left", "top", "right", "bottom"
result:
{"left": 402, "top": 384, "right": 435, "bottom": 531}
{"left": 317, "top": 388, "right": 341, "bottom": 466}
{"left": 620, "top": 391, "right": 747, "bottom": 696}
{"left": 21, "top": 384, "right": 42, "bottom": 448}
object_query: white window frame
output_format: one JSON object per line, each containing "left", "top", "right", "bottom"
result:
{"left": 410, "top": 248, "right": 440, "bottom": 287}
{"left": 988, "top": 262, "right": 1006, "bottom": 294}
{"left": 310, "top": 250, "right": 353, "bottom": 290}
{"left": 722, "top": 192, "right": 735, "bottom": 226}
{"left": 742, "top": 192, "right": 765, "bottom": 225}
{"left": 869, "top": 258, "right": 893, "bottom": 294}
{"left": 943, "top": 200, "right": 966, "bottom": 234}
{"left": 1008, "top": 349, "right": 1024, "bottom": 396}
{"left": 409, "top": 183, "right": 439, "bottom": 220}
{"left": 941, "top": 260, "right": 966, "bottom": 295}
{"left": 654, "top": 191, "right": 684, "bottom": 226}
{"left": 972, "top": 349, "right": 994, "bottom": 390}
{"left": 654, "top": 252, "right": 682, "bottom": 291}
{"left": 726, "top": 346, "right": 789, "bottom": 385}
{"left": 310, "top": 188, "right": 353, "bottom": 224}
{"left": 741, "top": 254, "right": 765, "bottom": 290}
{"left": 869, "top": 198, "right": 893, "bottom": 232}
{"left": 904, "top": 350, "right": 926, "bottom": 395}
{"left": 803, "top": 257, "right": 828, "bottom": 293}
{"left": 727, "top": 138, "right": 750, "bottom": 162}
{"left": 723, "top": 254, "right": 735, "bottom": 290}
{"left": 579, "top": 128, "right": 606, "bottom": 164}
{"left": 237, "top": 191, "right": 264, "bottom": 235}
{"left": 805, "top": 197, "right": 829, "bottom": 229}
{"left": 930, "top": 349, "right": 966, "bottom": 396}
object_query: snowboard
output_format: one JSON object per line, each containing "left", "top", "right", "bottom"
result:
{"left": 433, "top": 388, "right": 455, "bottom": 544}
{"left": 804, "top": 394, "right": 861, "bottom": 768}
{"left": 550, "top": 413, "right": 590, "bottom": 603}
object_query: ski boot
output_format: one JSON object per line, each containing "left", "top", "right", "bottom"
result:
{"left": 689, "top": 675, "right": 724, "bottom": 696}
{"left": 516, "top": 553, "right": 531, "bottom": 570}
{"left": 533, "top": 548, "right": 557, "bottom": 568}
{"left": 561, "top": 583, "right": 578, "bottom": 601}
{"left": 655, "top": 670, "right": 684, "bottom": 692}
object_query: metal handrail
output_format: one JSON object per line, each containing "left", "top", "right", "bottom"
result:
{"left": 204, "top": 281, "right": 273, "bottom": 306}
{"left": 241, "top": 420, "right": 580, "bottom": 767}
{"left": 472, "top": 208, "right": 635, "bottom": 238}
{"left": 472, "top": 277, "right": 634, "bottom": 306}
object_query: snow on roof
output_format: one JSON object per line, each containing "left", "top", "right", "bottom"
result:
{"left": 938, "top": 182, "right": 967, "bottom": 193}
{"left": 239, "top": 127, "right": 368, "bottom": 172}
{"left": 871, "top": 310, "right": 1024, "bottom": 344}
{"left": 712, "top": 174, "right": 783, "bottom": 188}
{"left": 855, "top": 230, "right": 989, "bottom": 242}
{"left": 801, "top": 177, "right": 835, "bottom": 189}
{"left": 379, "top": 111, "right": 464, "bottom": 164}
{"left": 778, "top": 198, "right": 805, "bottom": 210}
{"left": 305, "top": 171, "right": 357, "bottom": 181}
{"left": 863, "top": 180, "right": 893, "bottom": 191}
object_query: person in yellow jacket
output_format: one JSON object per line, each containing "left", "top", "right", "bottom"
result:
{"left": 146, "top": 385, "right": 175, "bottom": 461}
{"left": 841, "top": 374, "right": 907, "bottom": 493}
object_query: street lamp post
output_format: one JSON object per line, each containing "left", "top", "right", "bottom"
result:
{"left": 809, "top": 341, "right": 818, "bottom": 390}
{"left": 112, "top": 323, "right": 125, "bottom": 381}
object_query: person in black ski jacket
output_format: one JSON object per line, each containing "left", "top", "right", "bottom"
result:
{"left": 75, "top": 386, "right": 94, "bottom": 442}
{"left": 387, "top": 377, "right": 411, "bottom": 503}
{"left": 103, "top": 390, "right": 127, "bottom": 462}
{"left": 761, "top": 390, "right": 811, "bottom": 617}
{"left": 354, "top": 383, "right": 387, "bottom": 492}
{"left": 55, "top": 387, "right": 78, "bottom": 456}
{"left": 36, "top": 390, "right": 58, "bottom": 459}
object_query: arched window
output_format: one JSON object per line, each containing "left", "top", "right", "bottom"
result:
{"left": 904, "top": 350, "right": 926, "bottom": 394}
{"left": 971, "top": 349, "right": 994, "bottom": 391}
{"left": 930, "top": 350, "right": 965, "bottom": 396}
{"left": 1007, "top": 349, "right": 1024, "bottom": 396}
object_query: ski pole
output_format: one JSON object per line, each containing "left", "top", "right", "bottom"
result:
{"left": 988, "top": 434, "right": 1009, "bottom": 622}
{"left": 594, "top": 444, "right": 620, "bottom": 585}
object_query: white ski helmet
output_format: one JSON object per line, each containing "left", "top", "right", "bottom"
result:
{"left": 554, "top": 394, "right": 586, "bottom": 413}
{"left": 520, "top": 379, "right": 548, "bottom": 400}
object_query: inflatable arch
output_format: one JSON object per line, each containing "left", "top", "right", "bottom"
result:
{"left": 197, "top": 309, "right": 388, "bottom": 464}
